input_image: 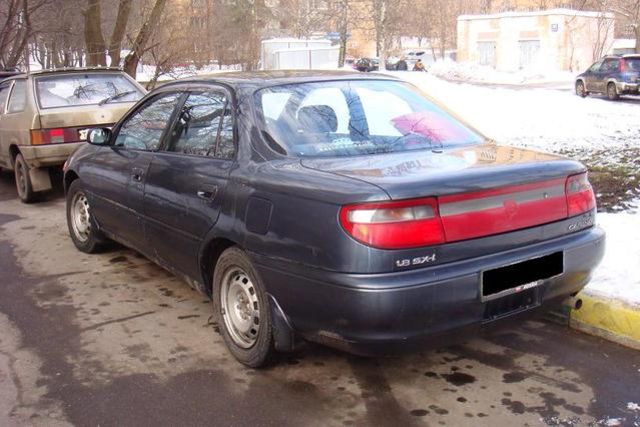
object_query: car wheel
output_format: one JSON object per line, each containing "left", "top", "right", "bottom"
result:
{"left": 14, "top": 153, "right": 36, "bottom": 203}
{"left": 607, "top": 82, "right": 619, "bottom": 100}
{"left": 213, "top": 246, "right": 274, "bottom": 367}
{"left": 66, "top": 179, "right": 104, "bottom": 253}
{"left": 575, "top": 81, "right": 587, "bottom": 98}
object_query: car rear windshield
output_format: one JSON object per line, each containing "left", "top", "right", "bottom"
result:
{"left": 625, "top": 58, "right": 640, "bottom": 71}
{"left": 35, "top": 73, "right": 143, "bottom": 109}
{"left": 255, "top": 80, "right": 484, "bottom": 158}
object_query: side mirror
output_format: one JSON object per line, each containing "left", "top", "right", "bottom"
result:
{"left": 87, "top": 128, "right": 112, "bottom": 145}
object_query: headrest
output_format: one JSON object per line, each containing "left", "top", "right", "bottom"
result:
{"left": 298, "top": 105, "right": 337, "bottom": 133}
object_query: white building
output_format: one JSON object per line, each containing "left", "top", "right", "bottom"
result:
{"left": 457, "top": 9, "right": 616, "bottom": 72}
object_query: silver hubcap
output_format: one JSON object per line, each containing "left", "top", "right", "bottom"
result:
{"left": 220, "top": 268, "right": 260, "bottom": 348}
{"left": 71, "top": 192, "right": 91, "bottom": 242}
{"left": 608, "top": 85, "right": 615, "bottom": 97}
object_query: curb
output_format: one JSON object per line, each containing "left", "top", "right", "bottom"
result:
{"left": 569, "top": 292, "right": 640, "bottom": 351}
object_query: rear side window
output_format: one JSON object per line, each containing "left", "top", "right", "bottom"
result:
{"left": 166, "top": 91, "right": 234, "bottom": 159}
{"left": 7, "top": 80, "right": 27, "bottom": 113}
{"left": 602, "top": 59, "right": 620, "bottom": 72}
{"left": 0, "top": 82, "right": 11, "bottom": 113}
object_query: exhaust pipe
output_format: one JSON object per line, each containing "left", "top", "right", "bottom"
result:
{"left": 563, "top": 295, "right": 583, "bottom": 311}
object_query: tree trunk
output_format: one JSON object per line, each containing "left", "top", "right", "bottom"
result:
{"left": 123, "top": 0, "right": 167, "bottom": 78}
{"left": 108, "top": 0, "right": 132, "bottom": 67}
{"left": 337, "top": 0, "right": 348, "bottom": 67}
{"left": 636, "top": 27, "right": 640, "bottom": 54}
{"left": 84, "top": 0, "right": 106, "bottom": 66}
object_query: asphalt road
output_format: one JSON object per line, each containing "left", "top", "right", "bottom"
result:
{"left": 0, "top": 170, "right": 639, "bottom": 427}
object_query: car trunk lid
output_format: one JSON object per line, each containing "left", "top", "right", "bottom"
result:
{"left": 302, "top": 143, "right": 590, "bottom": 246}
{"left": 36, "top": 103, "right": 134, "bottom": 143}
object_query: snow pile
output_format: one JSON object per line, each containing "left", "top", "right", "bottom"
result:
{"left": 392, "top": 72, "right": 640, "bottom": 307}
{"left": 427, "top": 59, "right": 576, "bottom": 86}
{"left": 590, "top": 207, "right": 640, "bottom": 305}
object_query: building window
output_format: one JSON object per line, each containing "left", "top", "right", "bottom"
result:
{"left": 518, "top": 40, "right": 540, "bottom": 70}
{"left": 477, "top": 41, "right": 496, "bottom": 67}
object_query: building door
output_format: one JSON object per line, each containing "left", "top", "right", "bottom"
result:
{"left": 519, "top": 40, "right": 540, "bottom": 70}
{"left": 477, "top": 42, "right": 497, "bottom": 68}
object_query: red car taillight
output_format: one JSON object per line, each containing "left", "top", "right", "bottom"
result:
{"left": 565, "top": 172, "right": 596, "bottom": 216}
{"left": 339, "top": 197, "right": 445, "bottom": 249}
{"left": 30, "top": 128, "right": 81, "bottom": 145}
{"left": 340, "top": 174, "right": 596, "bottom": 250}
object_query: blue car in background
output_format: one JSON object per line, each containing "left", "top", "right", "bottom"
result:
{"left": 575, "top": 54, "right": 640, "bottom": 100}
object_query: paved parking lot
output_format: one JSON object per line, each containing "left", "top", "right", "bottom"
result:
{"left": 0, "top": 170, "right": 639, "bottom": 427}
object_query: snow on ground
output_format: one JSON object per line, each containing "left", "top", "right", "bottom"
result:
{"left": 394, "top": 71, "right": 640, "bottom": 153}
{"left": 391, "top": 71, "right": 640, "bottom": 306}
{"left": 427, "top": 59, "right": 576, "bottom": 88}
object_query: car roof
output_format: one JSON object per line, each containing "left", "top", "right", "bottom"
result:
{"left": 0, "top": 70, "right": 21, "bottom": 81}
{"left": 9, "top": 67, "right": 126, "bottom": 79}
{"left": 622, "top": 54, "right": 640, "bottom": 59}
{"left": 160, "top": 70, "right": 400, "bottom": 90}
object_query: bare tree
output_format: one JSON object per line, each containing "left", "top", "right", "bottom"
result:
{"left": 84, "top": 0, "right": 106, "bottom": 65}
{"left": 123, "top": 0, "right": 167, "bottom": 77}
{"left": 108, "top": 0, "right": 133, "bottom": 66}
{"left": 0, "top": 0, "right": 50, "bottom": 68}
{"left": 610, "top": 0, "right": 640, "bottom": 52}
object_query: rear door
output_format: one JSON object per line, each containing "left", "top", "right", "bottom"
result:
{"left": 143, "top": 87, "right": 236, "bottom": 279}
{"left": 584, "top": 60, "right": 603, "bottom": 92}
{"left": 83, "top": 91, "right": 183, "bottom": 250}
{"left": 600, "top": 58, "right": 621, "bottom": 90}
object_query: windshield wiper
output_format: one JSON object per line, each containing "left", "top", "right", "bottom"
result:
{"left": 98, "top": 90, "right": 136, "bottom": 106}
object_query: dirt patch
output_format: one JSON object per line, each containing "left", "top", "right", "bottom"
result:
{"left": 556, "top": 146, "right": 640, "bottom": 212}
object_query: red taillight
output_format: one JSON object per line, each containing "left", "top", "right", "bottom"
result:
{"left": 620, "top": 60, "right": 626, "bottom": 72}
{"left": 339, "top": 198, "right": 445, "bottom": 249}
{"left": 565, "top": 172, "right": 596, "bottom": 216}
{"left": 30, "top": 128, "right": 81, "bottom": 145}
{"left": 340, "top": 174, "right": 596, "bottom": 250}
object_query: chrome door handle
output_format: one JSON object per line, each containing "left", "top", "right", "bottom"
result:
{"left": 197, "top": 186, "right": 218, "bottom": 200}
{"left": 197, "top": 190, "right": 213, "bottom": 198}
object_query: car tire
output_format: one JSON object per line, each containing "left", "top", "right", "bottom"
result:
{"left": 14, "top": 153, "right": 36, "bottom": 203}
{"left": 213, "top": 246, "right": 274, "bottom": 368}
{"left": 66, "top": 179, "right": 105, "bottom": 253}
{"left": 575, "top": 81, "right": 587, "bottom": 98}
{"left": 607, "top": 82, "right": 619, "bottom": 100}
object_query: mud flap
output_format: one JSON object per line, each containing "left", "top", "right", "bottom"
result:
{"left": 29, "top": 167, "right": 52, "bottom": 192}
{"left": 269, "top": 295, "right": 302, "bottom": 352}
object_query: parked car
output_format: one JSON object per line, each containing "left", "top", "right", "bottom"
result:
{"left": 0, "top": 68, "right": 20, "bottom": 81}
{"left": 575, "top": 55, "right": 640, "bottom": 100}
{"left": 0, "top": 68, "right": 146, "bottom": 202}
{"left": 64, "top": 71, "right": 605, "bottom": 367}
{"left": 354, "top": 57, "right": 379, "bottom": 72}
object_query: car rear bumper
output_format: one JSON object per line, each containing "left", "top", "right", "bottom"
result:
{"left": 617, "top": 82, "right": 639, "bottom": 94}
{"left": 19, "top": 142, "right": 83, "bottom": 168}
{"left": 251, "top": 226, "right": 605, "bottom": 355}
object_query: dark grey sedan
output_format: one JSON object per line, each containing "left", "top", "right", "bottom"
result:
{"left": 63, "top": 71, "right": 605, "bottom": 367}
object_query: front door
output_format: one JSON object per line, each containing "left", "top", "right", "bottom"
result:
{"left": 144, "top": 88, "right": 236, "bottom": 280}
{"left": 584, "top": 60, "right": 603, "bottom": 93}
{"left": 84, "top": 92, "right": 183, "bottom": 250}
